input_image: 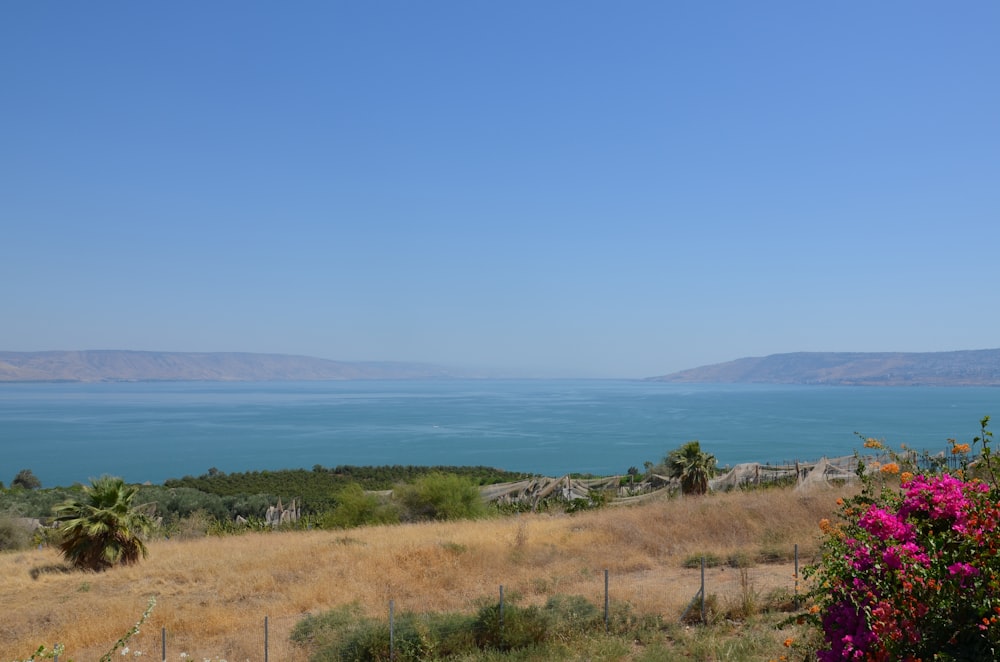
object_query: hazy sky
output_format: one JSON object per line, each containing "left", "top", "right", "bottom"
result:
{"left": 3, "top": 2, "right": 998, "bottom": 378}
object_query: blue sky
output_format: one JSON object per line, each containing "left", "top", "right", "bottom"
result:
{"left": 2, "top": 2, "right": 998, "bottom": 378}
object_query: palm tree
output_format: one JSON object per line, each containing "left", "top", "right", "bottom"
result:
{"left": 53, "top": 476, "right": 152, "bottom": 571}
{"left": 665, "top": 441, "right": 717, "bottom": 495}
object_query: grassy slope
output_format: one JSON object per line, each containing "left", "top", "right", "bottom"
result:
{"left": 0, "top": 485, "right": 849, "bottom": 661}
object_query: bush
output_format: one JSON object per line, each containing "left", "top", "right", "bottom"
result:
{"left": 473, "top": 601, "right": 550, "bottom": 652}
{"left": 542, "top": 594, "right": 604, "bottom": 639}
{"left": 0, "top": 516, "right": 33, "bottom": 552}
{"left": 394, "top": 472, "right": 485, "bottom": 522}
{"left": 291, "top": 603, "right": 477, "bottom": 662}
{"left": 319, "top": 483, "right": 399, "bottom": 529}
{"left": 806, "top": 419, "right": 1000, "bottom": 660}
{"left": 291, "top": 594, "right": 646, "bottom": 661}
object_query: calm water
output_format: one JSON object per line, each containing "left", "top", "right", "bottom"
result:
{"left": 1, "top": 380, "right": 998, "bottom": 487}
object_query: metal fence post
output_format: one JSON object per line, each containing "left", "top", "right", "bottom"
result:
{"left": 794, "top": 543, "right": 800, "bottom": 607}
{"left": 700, "top": 556, "right": 706, "bottom": 623}
{"left": 264, "top": 615, "right": 269, "bottom": 662}
{"left": 604, "top": 569, "right": 610, "bottom": 633}
{"left": 389, "top": 599, "right": 395, "bottom": 661}
{"left": 161, "top": 627, "right": 166, "bottom": 662}
{"left": 499, "top": 584, "right": 505, "bottom": 633}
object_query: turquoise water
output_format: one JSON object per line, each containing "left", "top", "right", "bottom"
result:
{"left": 1, "top": 380, "right": 998, "bottom": 487}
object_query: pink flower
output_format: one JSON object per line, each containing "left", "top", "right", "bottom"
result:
{"left": 859, "top": 504, "right": 914, "bottom": 542}
{"left": 948, "top": 562, "right": 979, "bottom": 578}
{"left": 899, "top": 474, "right": 981, "bottom": 533}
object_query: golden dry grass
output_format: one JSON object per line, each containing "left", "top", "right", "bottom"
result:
{"left": 0, "top": 485, "right": 850, "bottom": 661}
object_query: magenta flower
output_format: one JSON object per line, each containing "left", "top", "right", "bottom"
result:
{"left": 948, "top": 562, "right": 979, "bottom": 578}
{"left": 899, "top": 474, "right": 978, "bottom": 531}
{"left": 859, "top": 504, "right": 914, "bottom": 542}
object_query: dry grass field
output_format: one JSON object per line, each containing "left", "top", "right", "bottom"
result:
{"left": 0, "top": 485, "right": 850, "bottom": 661}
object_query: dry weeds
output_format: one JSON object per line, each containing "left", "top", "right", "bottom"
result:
{"left": 0, "top": 485, "right": 849, "bottom": 660}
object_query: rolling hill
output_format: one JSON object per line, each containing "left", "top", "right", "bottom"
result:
{"left": 0, "top": 350, "right": 458, "bottom": 382}
{"left": 648, "top": 349, "right": 1000, "bottom": 386}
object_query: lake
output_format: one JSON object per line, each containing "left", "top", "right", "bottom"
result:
{"left": 1, "top": 380, "right": 998, "bottom": 487}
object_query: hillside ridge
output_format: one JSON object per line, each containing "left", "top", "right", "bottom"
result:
{"left": 0, "top": 350, "right": 458, "bottom": 382}
{"left": 648, "top": 349, "right": 1000, "bottom": 386}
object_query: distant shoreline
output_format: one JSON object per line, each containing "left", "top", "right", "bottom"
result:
{"left": 649, "top": 348, "right": 1000, "bottom": 386}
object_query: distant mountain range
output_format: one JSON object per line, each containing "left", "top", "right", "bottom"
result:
{"left": 0, "top": 351, "right": 460, "bottom": 382}
{"left": 648, "top": 349, "right": 1000, "bottom": 386}
{"left": 5, "top": 349, "right": 1000, "bottom": 385}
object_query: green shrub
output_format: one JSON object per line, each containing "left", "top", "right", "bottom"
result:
{"left": 541, "top": 595, "right": 603, "bottom": 639}
{"left": 292, "top": 594, "right": 668, "bottom": 661}
{"left": 319, "top": 483, "right": 399, "bottom": 529}
{"left": 394, "top": 473, "right": 485, "bottom": 522}
{"left": 292, "top": 604, "right": 477, "bottom": 662}
{"left": 473, "top": 601, "right": 550, "bottom": 652}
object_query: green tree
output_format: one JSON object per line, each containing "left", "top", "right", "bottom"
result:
{"left": 665, "top": 441, "right": 717, "bottom": 495}
{"left": 12, "top": 468, "right": 41, "bottom": 490}
{"left": 53, "top": 476, "right": 153, "bottom": 571}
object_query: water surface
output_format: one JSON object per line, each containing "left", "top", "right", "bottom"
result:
{"left": 1, "top": 380, "right": 997, "bottom": 487}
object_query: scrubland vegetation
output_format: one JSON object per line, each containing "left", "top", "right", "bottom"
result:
{"left": 1, "top": 483, "right": 844, "bottom": 660}
{"left": 7, "top": 422, "right": 998, "bottom": 660}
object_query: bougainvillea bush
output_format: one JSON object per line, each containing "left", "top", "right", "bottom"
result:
{"left": 807, "top": 418, "right": 1000, "bottom": 661}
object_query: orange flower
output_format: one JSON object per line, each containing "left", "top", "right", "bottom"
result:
{"left": 809, "top": 604, "right": 821, "bottom": 614}
{"left": 880, "top": 462, "right": 900, "bottom": 475}
{"left": 784, "top": 637, "right": 794, "bottom": 647}
{"left": 864, "top": 437, "right": 884, "bottom": 449}
{"left": 901, "top": 471, "right": 914, "bottom": 484}
{"left": 952, "top": 443, "right": 971, "bottom": 455}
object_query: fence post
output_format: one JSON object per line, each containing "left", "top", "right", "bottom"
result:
{"left": 389, "top": 599, "right": 395, "bottom": 661}
{"left": 499, "top": 584, "right": 505, "bottom": 633}
{"left": 794, "top": 543, "right": 800, "bottom": 607}
{"left": 161, "top": 627, "right": 166, "bottom": 662}
{"left": 604, "top": 569, "right": 609, "bottom": 633}
{"left": 264, "top": 615, "right": 269, "bottom": 662}
{"left": 700, "top": 556, "right": 706, "bottom": 624}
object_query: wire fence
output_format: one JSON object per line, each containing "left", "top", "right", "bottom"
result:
{"left": 45, "top": 548, "right": 806, "bottom": 662}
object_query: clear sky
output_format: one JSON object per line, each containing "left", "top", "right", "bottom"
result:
{"left": 2, "top": 2, "right": 998, "bottom": 378}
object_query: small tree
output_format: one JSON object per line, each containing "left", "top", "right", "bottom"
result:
{"left": 53, "top": 476, "right": 152, "bottom": 571}
{"left": 12, "top": 468, "right": 41, "bottom": 490}
{"left": 665, "top": 441, "right": 717, "bottom": 495}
